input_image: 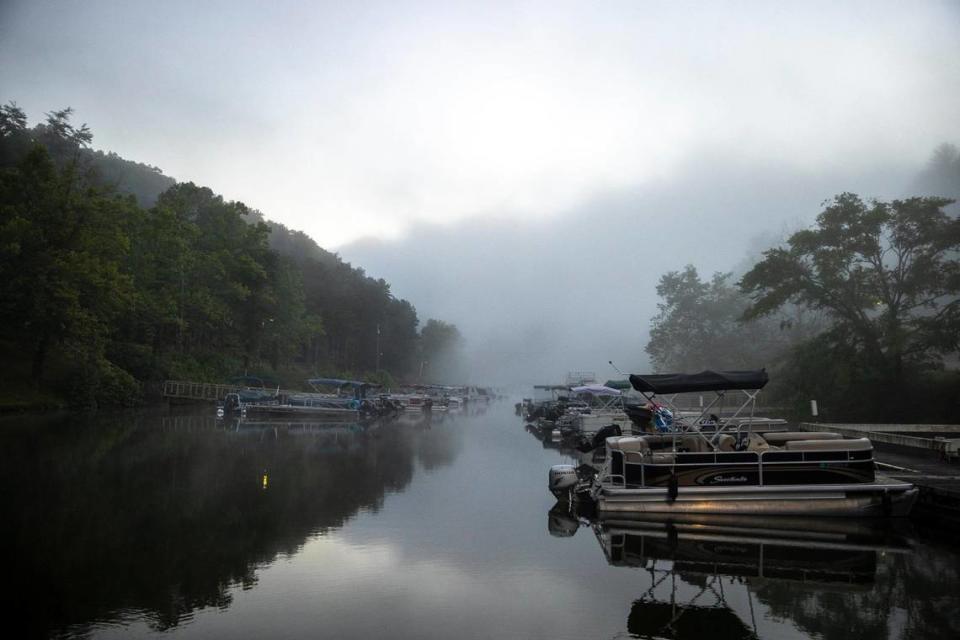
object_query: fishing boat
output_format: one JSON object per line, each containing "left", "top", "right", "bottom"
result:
{"left": 548, "top": 369, "right": 918, "bottom": 517}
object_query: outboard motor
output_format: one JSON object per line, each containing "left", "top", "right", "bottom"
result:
{"left": 549, "top": 464, "right": 580, "bottom": 501}
{"left": 624, "top": 402, "right": 654, "bottom": 431}
{"left": 222, "top": 393, "right": 241, "bottom": 414}
{"left": 575, "top": 423, "right": 622, "bottom": 453}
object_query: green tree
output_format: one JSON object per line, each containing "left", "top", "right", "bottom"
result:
{"left": 419, "top": 319, "right": 463, "bottom": 382}
{"left": 740, "top": 193, "right": 960, "bottom": 415}
{"left": 914, "top": 142, "right": 960, "bottom": 200}
{"left": 0, "top": 102, "right": 27, "bottom": 136}
{"left": 0, "top": 144, "right": 136, "bottom": 387}
{"left": 0, "top": 101, "right": 30, "bottom": 167}
{"left": 143, "top": 183, "right": 279, "bottom": 374}
{"left": 646, "top": 265, "right": 815, "bottom": 372}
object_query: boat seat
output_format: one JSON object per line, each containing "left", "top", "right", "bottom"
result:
{"left": 640, "top": 434, "right": 680, "bottom": 447}
{"left": 680, "top": 434, "right": 711, "bottom": 453}
{"left": 606, "top": 436, "right": 649, "bottom": 453}
{"left": 649, "top": 452, "right": 675, "bottom": 464}
{"left": 785, "top": 437, "right": 872, "bottom": 451}
{"left": 745, "top": 433, "right": 771, "bottom": 452}
{"left": 716, "top": 434, "right": 737, "bottom": 452}
{"left": 762, "top": 431, "right": 842, "bottom": 445}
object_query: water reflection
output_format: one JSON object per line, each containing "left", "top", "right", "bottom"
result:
{"left": 550, "top": 507, "right": 940, "bottom": 639}
{"left": 2, "top": 410, "right": 461, "bottom": 638}
{"left": 5, "top": 403, "right": 960, "bottom": 639}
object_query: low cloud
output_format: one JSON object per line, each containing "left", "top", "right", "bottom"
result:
{"left": 342, "top": 150, "right": 919, "bottom": 383}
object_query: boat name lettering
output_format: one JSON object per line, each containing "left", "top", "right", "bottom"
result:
{"left": 710, "top": 475, "right": 748, "bottom": 484}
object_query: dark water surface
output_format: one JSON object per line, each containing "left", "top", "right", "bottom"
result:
{"left": 4, "top": 402, "right": 960, "bottom": 639}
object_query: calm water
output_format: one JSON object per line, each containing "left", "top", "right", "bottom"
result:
{"left": 4, "top": 402, "right": 960, "bottom": 639}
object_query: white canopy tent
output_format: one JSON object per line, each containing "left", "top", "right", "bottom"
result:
{"left": 571, "top": 384, "right": 621, "bottom": 396}
{"left": 571, "top": 384, "right": 623, "bottom": 411}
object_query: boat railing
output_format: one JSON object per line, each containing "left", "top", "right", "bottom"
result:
{"left": 640, "top": 388, "right": 763, "bottom": 451}
{"left": 602, "top": 472, "right": 627, "bottom": 488}
{"left": 607, "top": 440, "right": 875, "bottom": 488}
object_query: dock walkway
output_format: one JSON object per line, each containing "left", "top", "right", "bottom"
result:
{"left": 800, "top": 422, "right": 960, "bottom": 459}
{"left": 798, "top": 422, "right": 960, "bottom": 523}
{"left": 877, "top": 450, "right": 960, "bottom": 523}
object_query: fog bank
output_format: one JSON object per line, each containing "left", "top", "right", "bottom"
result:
{"left": 342, "top": 153, "right": 917, "bottom": 384}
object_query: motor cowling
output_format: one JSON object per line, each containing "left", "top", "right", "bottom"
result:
{"left": 549, "top": 464, "right": 579, "bottom": 500}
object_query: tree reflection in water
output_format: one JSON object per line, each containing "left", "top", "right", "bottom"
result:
{"left": 3, "top": 410, "right": 460, "bottom": 637}
{"left": 753, "top": 539, "right": 960, "bottom": 640}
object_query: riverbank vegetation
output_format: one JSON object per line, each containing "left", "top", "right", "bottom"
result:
{"left": 647, "top": 151, "right": 960, "bottom": 421}
{"left": 0, "top": 103, "right": 461, "bottom": 409}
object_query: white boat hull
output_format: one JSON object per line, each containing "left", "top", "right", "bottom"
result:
{"left": 597, "top": 479, "right": 918, "bottom": 517}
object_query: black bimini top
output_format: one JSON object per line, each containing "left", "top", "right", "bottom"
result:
{"left": 629, "top": 369, "right": 768, "bottom": 394}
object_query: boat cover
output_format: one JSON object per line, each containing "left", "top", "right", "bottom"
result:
{"left": 571, "top": 384, "right": 621, "bottom": 396}
{"left": 629, "top": 369, "right": 768, "bottom": 394}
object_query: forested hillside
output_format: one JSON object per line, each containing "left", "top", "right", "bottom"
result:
{"left": 0, "top": 103, "right": 458, "bottom": 408}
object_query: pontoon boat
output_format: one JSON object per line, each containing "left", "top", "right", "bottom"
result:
{"left": 549, "top": 370, "right": 918, "bottom": 517}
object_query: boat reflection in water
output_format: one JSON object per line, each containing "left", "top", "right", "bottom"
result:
{"left": 550, "top": 507, "right": 912, "bottom": 639}
{"left": 221, "top": 416, "right": 375, "bottom": 441}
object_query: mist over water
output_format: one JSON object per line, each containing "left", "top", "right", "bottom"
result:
{"left": 342, "top": 155, "right": 917, "bottom": 384}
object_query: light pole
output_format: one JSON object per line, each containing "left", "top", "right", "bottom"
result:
{"left": 375, "top": 323, "right": 381, "bottom": 373}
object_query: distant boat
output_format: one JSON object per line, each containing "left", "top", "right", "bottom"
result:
{"left": 221, "top": 378, "right": 394, "bottom": 420}
{"left": 556, "top": 383, "right": 633, "bottom": 436}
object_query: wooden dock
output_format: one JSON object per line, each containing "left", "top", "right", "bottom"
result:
{"left": 799, "top": 422, "right": 960, "bottom": 523}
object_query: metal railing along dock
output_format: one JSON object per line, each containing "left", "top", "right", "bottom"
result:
{"left": 162, "top": 380, "right": 255, "bottom": 402}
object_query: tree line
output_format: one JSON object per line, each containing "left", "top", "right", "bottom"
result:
{"left": 0, "top": 103, "right": 462, "bottom": 408}
{"left": 646, "top": 147, "right": 960, "bottom": 421}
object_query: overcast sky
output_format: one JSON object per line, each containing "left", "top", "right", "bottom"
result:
{"left": 3, "top": 1, "right": 958, "bottom": 246}
{"left": 3, "top": 0, "right": 959, "bottom": 381}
